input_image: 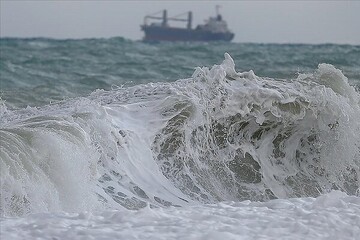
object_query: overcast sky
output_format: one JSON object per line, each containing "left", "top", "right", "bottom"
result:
{"left": 1, "top": 1, "right": 359, "bottom": 44}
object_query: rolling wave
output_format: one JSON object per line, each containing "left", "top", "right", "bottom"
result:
{"left": 1, "top": 54, "right": 359, "bottom": 217}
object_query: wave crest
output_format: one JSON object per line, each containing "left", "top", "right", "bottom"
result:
{"left": 1, "top": 54, "right": 359, "bottom": 216}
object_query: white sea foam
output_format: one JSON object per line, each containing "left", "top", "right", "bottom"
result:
{"left": 1, "top": 53, "right": 359, "bottom": 239}
{"left": 1, "top": 191, "right": 359, "bottom": 240}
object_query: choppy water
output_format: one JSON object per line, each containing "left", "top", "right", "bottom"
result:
{"left": 1, "top": 38, "right": 359, "bottom": 108}
{"left": 0, "top": 38, "right": 360, "bottom": 220}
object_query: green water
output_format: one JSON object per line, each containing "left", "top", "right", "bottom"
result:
{"left": 1, "top": 37, "right": 359, "bottom": 108}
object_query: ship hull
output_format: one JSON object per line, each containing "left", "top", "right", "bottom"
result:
{"left": 141, "top": 25, "right": 234, "bottom": 42}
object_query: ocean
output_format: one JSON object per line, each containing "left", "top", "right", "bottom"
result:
{"left": 1, "top": 38, "right": 360, "bottom": 239}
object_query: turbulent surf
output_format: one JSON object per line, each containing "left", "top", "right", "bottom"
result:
{"left": 1, "top": 52, "right": 359, "bottom": 218}
{"left": 1, "top": 38, "right": 360, "bottom": 239}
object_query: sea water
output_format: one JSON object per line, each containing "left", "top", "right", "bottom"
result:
{"left": 1, "top": 38, "right": 360, "bottom": 239}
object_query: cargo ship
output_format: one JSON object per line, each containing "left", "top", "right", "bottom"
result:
{"left": 141, "top": 7, "right": 235, "bottom": 42}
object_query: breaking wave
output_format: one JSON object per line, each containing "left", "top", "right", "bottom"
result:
{"left": 1, "top": 53, "right": 359, "bottom": 217}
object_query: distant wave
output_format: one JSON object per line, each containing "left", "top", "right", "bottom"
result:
{"left": 1, "top": 38, "right": 359, "bottom": 109}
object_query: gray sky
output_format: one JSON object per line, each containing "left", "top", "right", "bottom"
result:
{"left": 1, "top": 1, "right": 360, "bottom": 44}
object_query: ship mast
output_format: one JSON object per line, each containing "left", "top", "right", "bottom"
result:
{"left": 143, "top": 10, "right": 192, "bottom": 29}
{"left": 216, "top": 5, "right": 221, "bottom": 16}
{"left": 215, "top": 5, "right": 222, "bottom": 21}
